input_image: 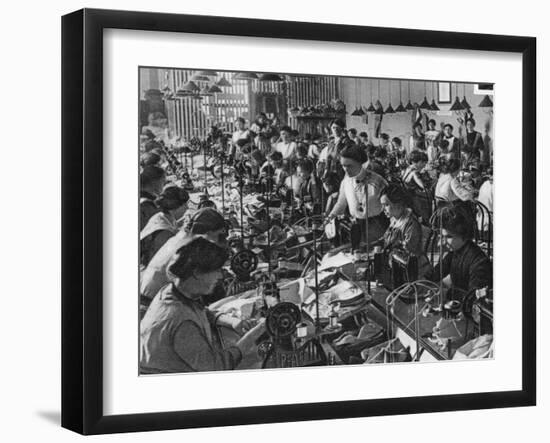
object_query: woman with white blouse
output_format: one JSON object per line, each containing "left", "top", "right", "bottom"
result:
{"left": 326, "top": 145, "right": 389, "bottom": 247}
{"left": 435, "top": 158, "right": 475, "bottom": 206}
{"left": 275, "top": 125, "right": 297, "bottom": 160}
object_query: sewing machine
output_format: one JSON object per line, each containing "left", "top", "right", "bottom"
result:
{"left": 373, "top": 248, "right": 419, "bottom": 293}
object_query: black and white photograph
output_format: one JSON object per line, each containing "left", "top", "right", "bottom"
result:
{"left": 138, "top": 68, "right": 495, "bottom": 374}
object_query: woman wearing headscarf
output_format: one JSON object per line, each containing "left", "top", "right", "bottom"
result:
{"left": 140, "top": 237, "right": 266, "bottom": 374}
{"left": 140, "top": 186, "right": 189, "bottom": 267}
{"left": 140, "top": 207, "right": 228, "bottom": 301}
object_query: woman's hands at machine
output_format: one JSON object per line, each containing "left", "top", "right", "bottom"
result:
{"left": 236, "top": 318, "right": 266, "bottom": 354}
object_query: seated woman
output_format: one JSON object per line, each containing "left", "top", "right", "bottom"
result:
{"left": 249, "top": 149, "right": 267, "bottom": 181}
{"left": 139, "top": 165, "right": 166, "bottom": 231}
{"left": 262, "top": 151, "right": 287, "bottom": 188}
{"left": 296, "top": 158, "right": 321, "bottom": 212}
{"left": 402, "top": 150, "right": 428, "bottom": 191}
{"left": 140, "top": 186, "right": 189, "bottom": 267}
{"left": 435, "top": 158, "right": 475, "bottom": 207}
{"left": 140, "top": 237, "right": 266, "bottom": 374}
{"left": 379, "top": 185, "right": 431, "bottom": 277}
{"left": 429, "top": 206, "right": 492, "bottom": 300}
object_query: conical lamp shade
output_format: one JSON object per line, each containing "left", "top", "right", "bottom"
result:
{"left": 450, "top": 96, "right": 464, "bottom": 111}
{"left": 181, "top": 81, "right": 200, "bottom": 92}
{"left": 197, "top": 70, "right": 218, "bottom": 76}
{"left": 419, "top": 96, "right": 431, "bottom": 110}
{"left": 478, "top": 95, "right": 494, "bottom": 108}
{"left": 461, "top": 96, "right": 471, "bottom": 109}
{"left": 216, "top": 77, "right": 232, "bottom": 87}
{"left": 190, "top": 74, "right": 211, "bottom": 82}
{"left": 208, "top": 84, "right": 223, "bottom": 93}
{"left": 430, "top": 99, "right": 440, "bottom": 111}
{"left": 258, "top": 73, "right": 284, "bottom": 81}
{"left": 234, "top": 72, "right": 259, "bottom": 80}
{"left": 384, "top": 103, "right": 395, "bottom": 114}
{"left": 351, "top": 108, "right": 360, "bottom": 116}
{"left": 355, "top": 107, "right": 365, "bottom": 116}
{"left": 405, "top": 100, "right": 414, "bottom": 111}
{"left": 366, "top": 102, "right": 376, "bottom": 112}
{"left": 395, "top": 102, "right": 406, "bottom": 112}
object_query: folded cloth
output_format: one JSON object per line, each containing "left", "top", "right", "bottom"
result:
{"left": 453, "top": 334, "right": 493, "bottom": 360}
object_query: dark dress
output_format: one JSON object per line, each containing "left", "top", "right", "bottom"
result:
{"left": 429, "top": 240, "right": 492, "bottom": 299}
{"left": 139, "top": 190, "right": 160, "bottom": 231}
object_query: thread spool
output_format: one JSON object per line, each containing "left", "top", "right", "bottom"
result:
{"left": 329, "top": 312, "right": 339, "bottom": 329}
{"left": 296, "top": 322, "right": 308, "bottom": 338}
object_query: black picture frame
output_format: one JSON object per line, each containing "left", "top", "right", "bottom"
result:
{"left": 62, "top": 8, "right": 537, "bottom": 435}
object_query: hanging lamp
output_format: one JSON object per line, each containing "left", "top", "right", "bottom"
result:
{"left": 430, "top": 82, "right": 440, "bottom": 111}
{"left": 449, "top": 83, "right": 464, "bottom": 111}
{"left": 216, "top": 76, "right": 232, "bottom": 87}
{"left": 190, "top": 73, "right": 211, "bottom": 82}
{"left": 384, "top": 80, "right": 395, "bottom": 113}
{"left": 197, "top": 70, "right": 218, "bottom": 76}
{"left": 395, "top": 80, "right": 406, "bottom": 112}
{"left": 234, "top": 72, "right": 259, "bottom": 80}
{"left": 419, "top": 81, "right": 431, "bottom": 109}
{"left": 258, "top": 73, "right": 284, "bottom": 81}
{"left": 460, "top": 83, "right": 471, "bottom": 109}
{"left": 366, "top": 78, "right": 376, "bottom": 112}
{"left": 478, "top": 94, "right": 493, "bottom": 108}
{"left": 405, "top": 81, "right": 414, "bottom": 110}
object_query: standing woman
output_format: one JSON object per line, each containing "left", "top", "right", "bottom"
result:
{"left": 402, "top": 150, "right": 431, "bottom": 222}
{"left": 140, "top": 186, "right": 190, "bottom": 267}
{"left": 327, "top": 145, "right": 389, "bottom": 246}
{"left": 317, "top": 119, "right": 353, "bottom": 180}
{"left": 250, "top": 113, "right": 274, "bottom": 155}
{"left": 379, "top": 185, "right": 431, "bottom": 277}
{"left": 230, "top": 117, "right": 252, "bottom": 161}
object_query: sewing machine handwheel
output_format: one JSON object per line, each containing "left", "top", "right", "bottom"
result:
{"left": 266, "top": 302, "right": 301, "bottom": 338}
{"left": 230, "top": 249, "right": 258, "bottom": 278}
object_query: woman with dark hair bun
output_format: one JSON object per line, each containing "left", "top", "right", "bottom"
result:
{"left": 140, "top": 165, "right": 166, "bottom": 230}
{"left": 435, "top": 158, "right": 474, "bottom": 207}
{"left": 317, "top": 119, "right": 354, "bottom": 180}
{"left": 326, "top": 145, "right": 389, "bottom": 246}
{"left": 428, "top": 206, "right": 492, "bottom": 298}
{"left": 231, "top": 117, "right": 252, "bottom": 161}
{"left": 379, "top": 184, "right": 431, "bottom": 277}
{"left": 140, "top": 186, "right": 190, "bottom": 266}
{"left": 140, "top": 237, "right": 266, "bottom": 374}
{"left": 250, "top": 113, "right": 274, "bottom": 155}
